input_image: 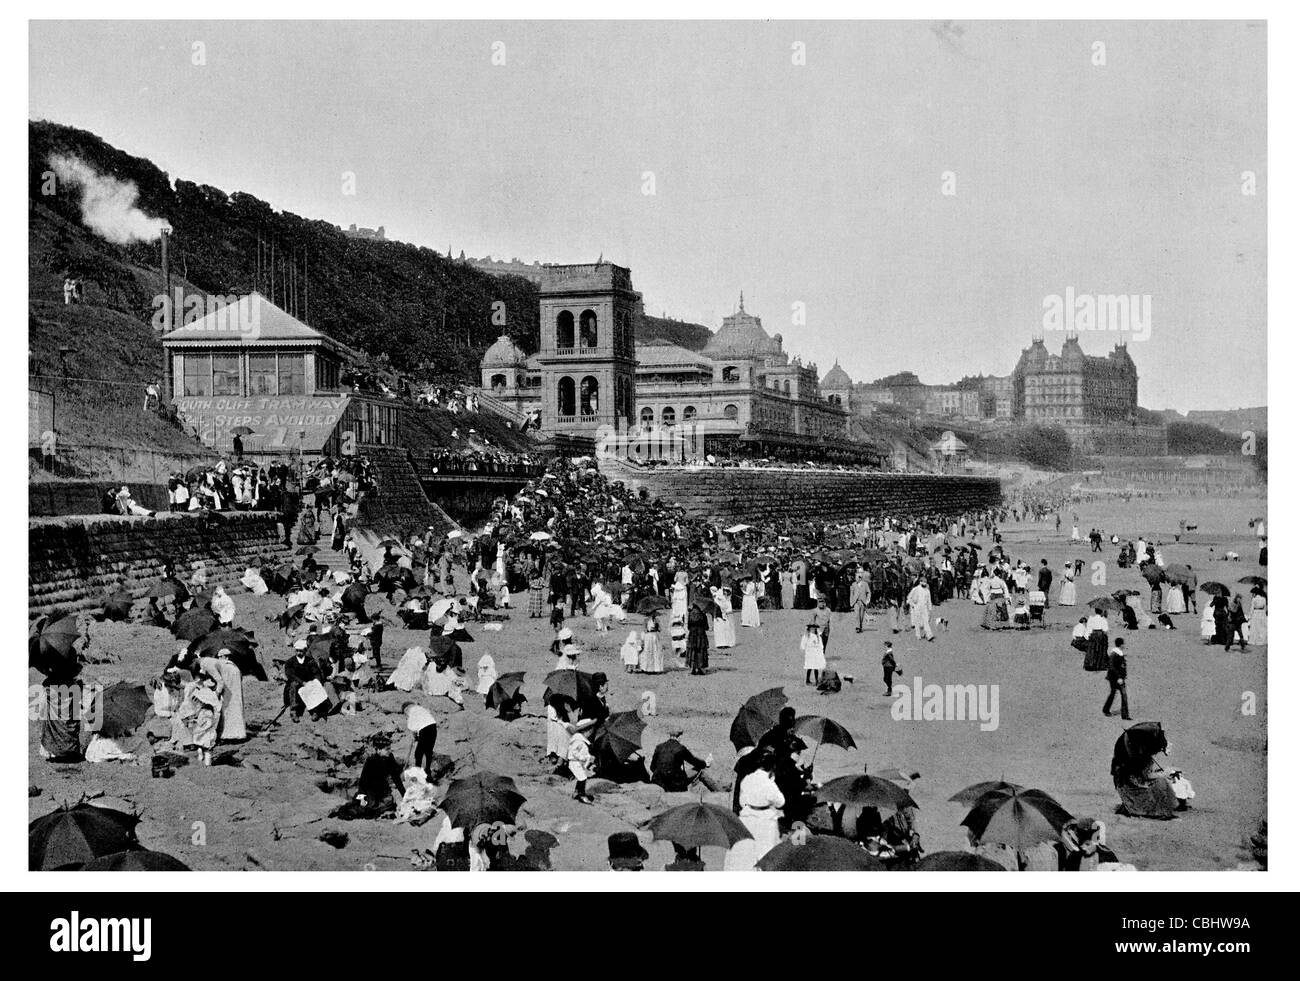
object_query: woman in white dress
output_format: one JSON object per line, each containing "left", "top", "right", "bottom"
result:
{"left": 1200, "top": 602, "right": 1216, "bottom": 641}
{"left": 713, "top": 588, "right": 737, "bottom": 649}
{"left": 591, "top": 582, "right": 616, "bottom": 632}
{"left": 724, "top": 754, "right": 785, "bottom": 871}
{"left": 475, "top": 654, "right": 498, "bottom": 695}
{"left": 1058, "top": 564, "right": 1077, "bottom": 606}
{"left": 639, "top": 615, "right": 665, "bottom": 674}
{"left": 1165, "top": 580, "right": 1186, "bottom": 614}
{"left": 670, "top": 580, "right": 689, "bottom": 623}
{"left": 1248, "top": 591, "right": 1268, "bottom": 645}
{"left": 741, "top": 580, "right": 762, "bottom": 628}
{"left": 800, "top": 622, "right": 825, "bottom": 686}
{"left": 545, "top": 696, "right": 572, "bottom": 761}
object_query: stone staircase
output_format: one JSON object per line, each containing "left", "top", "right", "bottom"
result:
{"left": 356, "top": 446, "right": 460, "bottom": 539}
{"left": 598, "top": 459, "right": 1003, "bottom": 525}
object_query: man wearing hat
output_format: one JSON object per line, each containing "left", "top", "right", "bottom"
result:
{"left": 813, "top": 597, "right": 833, "bottom": 655}
{"left": 850, "top": 570, "right": 872, "bottom": 633}
{"left": 607, "top": 831, "right": 649, "bottom": 871}
{"left": 650, "top": 728, "right": 718, "bottom": 792}
{"left": 283, "top": 638, "right": 324, "bottom": 722}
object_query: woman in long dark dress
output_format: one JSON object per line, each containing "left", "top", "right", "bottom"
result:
{"left": 686, "top": 604, "right": 710, "bottom": 676}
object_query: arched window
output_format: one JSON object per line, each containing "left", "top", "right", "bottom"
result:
{"left": 490, "top": 373, "right": 507, "bottom": 391}
{"left": 661, "top": 406, "right": 676, "bottom": 426}
{"left": 724, "top": 404, "right": 739, "bottom": 420}
{"left": 579, "top": 309, "right": 598, "bottom": 348}
{"left": 682, "top": 405, "right": 697, "bottom": 422}
{"left": 783, "top": 380, "right": 791, "bottom": 395}
{"left": 828, "top": 394, "right": 841, "bottom": 405}
{"left": 580, "top": 375, "right": 599, "bottom": 416}
{"left": 556, "top": 311, "right": 575, "bottom": 349}
{"left": 640, "top": 406, "right": 655, "bottom": 429}
{"left": 557, "top": 376, "right": 576, "bottom": 416}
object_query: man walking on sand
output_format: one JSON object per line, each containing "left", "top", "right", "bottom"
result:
{"left": 850, "top": 570, "right": 872, "bottom": 633}
{"left": 1102, "top": 637, "right": 1132, "bottom": 720}
{"left": 906, "top": 579, "right": 934, "bottom": 642}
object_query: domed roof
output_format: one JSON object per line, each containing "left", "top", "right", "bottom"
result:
{"left": 482, "top": 334, "right": 527, "bottom": 368}
{"left": 703, "top": 293, "right": 783, "bottom": 359}
{"left": 821, "top": 361, "right": 852, "bottom": 389}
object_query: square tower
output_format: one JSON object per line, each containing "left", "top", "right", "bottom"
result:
{"left": 535, "top": 262, "right": 640, "bottom": 434}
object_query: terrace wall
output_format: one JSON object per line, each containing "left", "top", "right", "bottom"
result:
{"left": 601, "top": 462, "right": 1003, "bottom": 524}
{"left": 29, "top": 511, "right": 289, "bottom": 619}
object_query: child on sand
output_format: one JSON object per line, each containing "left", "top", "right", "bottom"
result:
{"left": 800, "top": 621, "right": 825, "bottom": 686}
{"left": 567, "top": 706, "right": 596, "bottom": 804}
{"left": 882, "top": 642, "right": 901, "bottom": 696}
{"left": 620, "top": 630, "right": 642, "bottom": 674}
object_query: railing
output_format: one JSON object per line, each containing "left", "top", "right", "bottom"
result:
{"left": 555, "top": 415, "right": 577, "bottom": 424}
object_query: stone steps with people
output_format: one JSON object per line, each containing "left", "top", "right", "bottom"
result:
{"left": 598, "top": 459, "right": 1002, "bottom": 526}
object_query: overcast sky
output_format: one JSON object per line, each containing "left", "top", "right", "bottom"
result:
{"left": 30, "top": 20, "right": 1265, "bottom": 411}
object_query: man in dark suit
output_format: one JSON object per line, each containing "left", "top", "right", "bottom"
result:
{"left": 283, "top": 644, "right": 324, "bottom": 721}
{"left": 1102, "top": 638, "right": 1132, "bottom": 720}
{"left": 650, "top": 728, "right": 718, "bottom": 791}
{"left": 1036, "top": 559, "right": 1053, "bottom": 608}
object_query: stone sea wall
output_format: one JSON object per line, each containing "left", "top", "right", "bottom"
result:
{"left": 602, "top": 463, "right": 1003, "bottom": 525}
{"left": 29, "top": 511, "right": 289, "bottom": 619}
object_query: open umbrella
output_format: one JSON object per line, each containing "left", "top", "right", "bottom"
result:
{"left": 295, "top": 545, "right": 319, "bottom": 556}
{"left": 817, "top": 774, "right": 917, "bottom": 812}
{"left": 529, "top": 531, "right": 553, "bottom": 541}
{"left": 692, "top": 596, "right": 724, "bottom": 619}
{"left": 91, "top": 682, "right": 153, "bottom": 740}
{"left": 1164, "top": 564, "right": 1197, "bottom": 586}
{"left": 591, "top": 711, "right": 647, "bottom": 764}
{"left": 439, "top": 772, "right": 526, "bottom": 829}
{"left": 1199, "top": 582, "right": 1230, "bottom": 597}
{"left": 146, "top": 578, "right": 190, "bottom": 600}
{"left": 915, "top": 851, "right": 1007, "bottom": 871}
{"left": 949, "top": 780, "right": 1025, "bottom": 805}
{"left": 427, "top": 634, "right": 464, "bottom": 670}
{"left": 1238, "top": 575, "right": 1267, "bottom": 588}
{"left": 486, "top": 672, "right": 527, "bottom": 711}
{"left": 756, "top": 835, "right": 885, "bottom": 871}
{"left": 98, "top": 590, "right": 134, "bottom": 623}
{"left": 1086, "top": 595, "right": 1119, "bottom": 613}
{"left": 723, "top": 524, "right": 753, "bottom": 534}
{"left": 729, "top": 687, "right": 788, "bottom": 751}
{"left": 29, "top": 614, "right": 82, "bottom": 678}
{"left": 275, "top": 603, "right": 307, "bottom": 632}
{"left": 635, "top": 595, "right": 671, "bottom": 615}
{"left": 172, "top": 607, "right": 218, "bottom": 641}
{"left": 1119, "top": 720, "right": 1169, "bottom": 760}
{"left": 543, "top": 668, "right": 595, "bottom": 704}
{"left": 1140, "top": 564, "right": 1165, "bottom": 586}
{"left": 229, "top": 425, "right": 256, "bottom": 437}
{"left": 961, "top": 787, "right": 1073, "bottom": 853}
{"left": 644, "top": 802, "right": 753, "bottom": 850}
{"left": 188, "top": 628, "right": 267, "bottom": 681}
{"left": 29, "top": 802, "right": 141, "bottom": 870}
{"left": 794, "top": 716, "right": 856, "bottom": 753}
{"left": 81, "top": 849, "right": 190, "bottom": 871}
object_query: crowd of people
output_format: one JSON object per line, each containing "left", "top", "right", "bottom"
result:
{"left": 43, "top": 445, "right": 1261, "bottom": 871}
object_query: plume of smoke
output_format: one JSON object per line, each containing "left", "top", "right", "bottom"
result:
{"left": 48, "top": 153, "right": 168, "bottom": 245}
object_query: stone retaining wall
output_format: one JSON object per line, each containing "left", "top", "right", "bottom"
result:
{"left": 29, "top": 511, "right": 289, "bottom": 619}
{"left": 602, "top": 463, "right": 1003, "bottom": 524}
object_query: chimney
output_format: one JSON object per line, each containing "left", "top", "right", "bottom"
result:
{"left": 160, "top": 226, "right": 172, "bottom": 401}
